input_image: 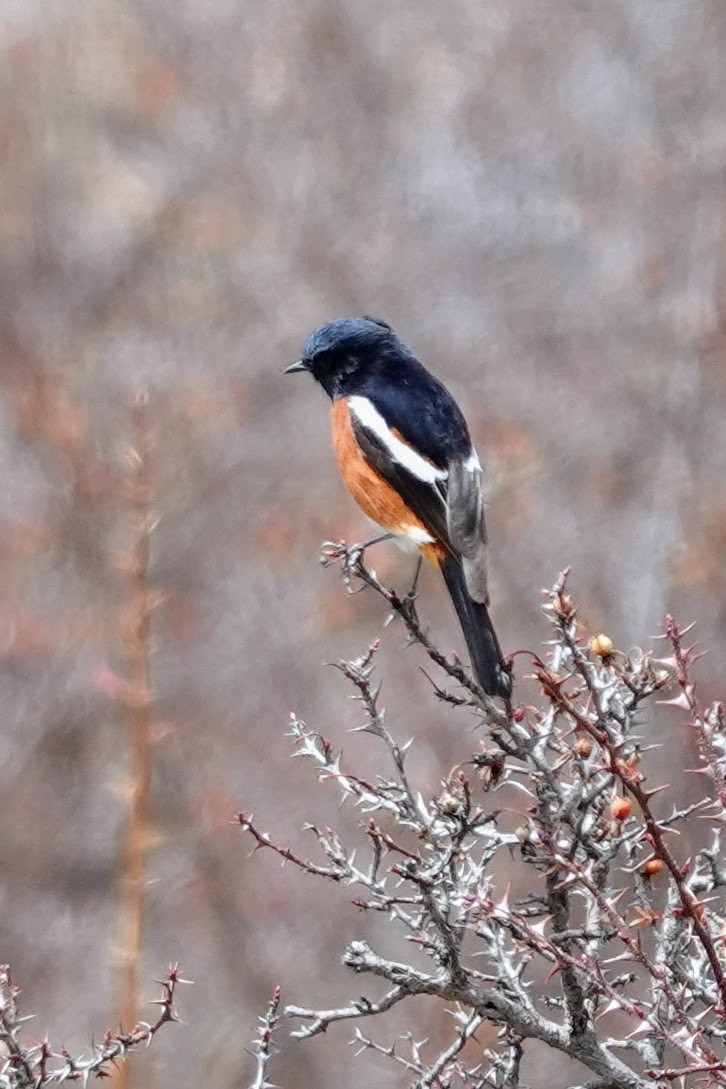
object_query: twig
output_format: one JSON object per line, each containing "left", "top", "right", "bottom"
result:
{"left": 321, "top": 541, "right": 509, "bottom": 727}
{"left": 249, "top": 986, "right": 282, "bottom": 1089}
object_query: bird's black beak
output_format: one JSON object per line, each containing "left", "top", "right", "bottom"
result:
{"left": 283, "top": 359, "right": 308, "bottom": 375}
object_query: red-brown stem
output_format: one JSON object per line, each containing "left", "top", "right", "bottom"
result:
{"left": 114, "top": 393, "right": 155, "bottom": 1089}
{"left": 645, "top": 1060, "right": 726, "bottom": 1081}
{"left": 237, "top": 814, "right": 342, "bottom": 880}
{"left": 366, "top": 820, "right": 420, "bottom": 860}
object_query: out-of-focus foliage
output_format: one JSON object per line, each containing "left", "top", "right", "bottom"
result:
{"left": 0, "top": 2, "right": 724, "bottom": 1087}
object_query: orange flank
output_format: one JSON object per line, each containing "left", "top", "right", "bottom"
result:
{"left": 330, "top": 397, "right": 445, "bottom": 562}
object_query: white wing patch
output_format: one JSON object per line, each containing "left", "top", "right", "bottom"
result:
{"left": 403, "top": 525, "right": 436, "bottom": 544}
{"left": 348, "top": 396, "right": 448, "bottom": 486}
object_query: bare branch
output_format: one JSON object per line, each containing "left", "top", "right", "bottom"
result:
{"left": 248, "top": 986, "right": 282, "bottom": 1089}
{"left": 0, "top": 965, "right": 188, "bottom": 1088}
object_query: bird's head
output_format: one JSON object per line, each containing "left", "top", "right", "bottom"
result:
{"left": 284, "top": 316, "right": 399, "bottom": 398}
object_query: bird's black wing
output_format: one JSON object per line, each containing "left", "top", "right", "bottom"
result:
{"left": 349, "top": 405, "right": 454, "bottom": 553}
{"left": 364, "top": 361, "right": 472, "bottom": 467}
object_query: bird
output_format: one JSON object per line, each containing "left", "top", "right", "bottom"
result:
{"left": 285, "top": 316, "right": 511, "bottom": 699}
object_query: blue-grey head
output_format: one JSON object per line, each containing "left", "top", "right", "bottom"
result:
{"left": 284, "top": 316, "right": 402, "bottom": 399}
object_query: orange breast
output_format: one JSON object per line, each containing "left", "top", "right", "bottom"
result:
{"left": 330, "top": 397, "right": 445, "bottom": 561}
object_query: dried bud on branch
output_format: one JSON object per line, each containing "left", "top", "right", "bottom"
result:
{"left": 610, "top": 796, "right": 633, "bottom": 821}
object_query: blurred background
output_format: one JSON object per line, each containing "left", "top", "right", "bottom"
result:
{"left": 1, "top": 1, "right": 725, "bottom": 1086}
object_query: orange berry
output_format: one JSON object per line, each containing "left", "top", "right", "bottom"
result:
{"left": 574, "top": 737, "right": 592, "bottom": 757}
{"left": 610, "top": 796, "right": 632, "bottom": 821}
{"left": 589, "top": 633, "right": 614, "bottom": 658}
{"left": 643, "top": 859, "right": 664, "bottom": 877}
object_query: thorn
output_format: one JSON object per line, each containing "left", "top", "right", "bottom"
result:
{"left": 545, "top": 957, "right": 567, "bottom": 982}
{"left": 656, "top": 692, "right": 691, "bottom": 711}
{"left": 643, "top": 783, "right": 670, "bottom": 800}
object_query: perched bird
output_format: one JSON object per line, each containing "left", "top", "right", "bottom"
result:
{"left": 285, "top": 316, "right": 511, "bottom": 699}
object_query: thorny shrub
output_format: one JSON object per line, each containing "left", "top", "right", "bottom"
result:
{"left": 239, "top": 544, "right": 726, "bottom": 1089}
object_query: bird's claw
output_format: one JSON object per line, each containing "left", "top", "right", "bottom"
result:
{"left": 399, "top": 586, "right": 419, "bottom": 621}
{"left": 320, "top": 539, "right": 367, "bottom": 585}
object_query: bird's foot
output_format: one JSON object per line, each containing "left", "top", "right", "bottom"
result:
{"left": 399, "top": 555, "right": 423, "bottom": 618}
{"left": 321, "top": 534, "right": 393, "bottom": 569}
{"left": 320, "top": 535, "right": 394, "bottom": 587}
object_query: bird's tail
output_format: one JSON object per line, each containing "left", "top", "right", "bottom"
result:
{"left": 439, "top": 555, "right": 511, "bottom": 699}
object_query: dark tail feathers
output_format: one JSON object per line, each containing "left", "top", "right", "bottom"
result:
{"left": 440, "top": 556, "right": 511, "bottom": 699}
